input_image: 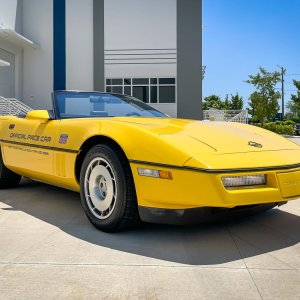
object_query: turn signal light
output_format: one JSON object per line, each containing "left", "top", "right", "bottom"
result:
{"left": 158, "top": 170, "right": 173, "bottom": 180}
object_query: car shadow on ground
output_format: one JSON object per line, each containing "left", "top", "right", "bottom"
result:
{"left": 1, "top": 178, "right": 300, "bottom": 266}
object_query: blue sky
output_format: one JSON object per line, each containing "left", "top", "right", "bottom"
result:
{"left": 202, "top": 0, "right": 300, "bottom": 110}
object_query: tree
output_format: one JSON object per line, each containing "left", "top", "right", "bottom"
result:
{"left": 224, "top": 94, "right": 230, "bottom": 110}
{"left": 287, "top": 80, "right": 300, "bottom": 118}
{"left": 203, "top": 95, "right": 225, "bottom": 110}
{"left": 229, "top": 93, "right": 243, "bottom": 110}
{"left": 246, "top": 67, "right": 281, "bottom": 126}
{"left": 203, "top": 93, "right": 244, "bottom": 111}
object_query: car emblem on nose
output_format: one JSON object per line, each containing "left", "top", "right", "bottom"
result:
{"left": 248, "top": 141, "right": 263, "bottom": 148}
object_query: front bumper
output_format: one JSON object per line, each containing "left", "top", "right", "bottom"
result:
{"left": 130, "top": 161, "right": 300, "bottom": 210}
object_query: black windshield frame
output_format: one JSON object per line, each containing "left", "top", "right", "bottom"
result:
{"left": 52, "top": 90, "right": 168, "bottom": 119}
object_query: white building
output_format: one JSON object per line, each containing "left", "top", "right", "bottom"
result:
{"left": 0, "top": 0, "right": 202, "bottom": 118}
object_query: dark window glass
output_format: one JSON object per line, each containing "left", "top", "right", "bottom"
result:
{"left": 111, "top": 79, "right": 122, "bottom": 85}
{"left": 159, "top": 86, "right": 175, "bottom": 103}
{"left": 124, "top": 86, "right": 131, "bottom": 95}
{"left": 106, "top": 79, "right": 112, "bottom": 85}
{"left": 133, "top": 86, "right": 149, "bottom": 103}
{"left": 132, "top": 78, "right": 149, "bottom": 85}
{"left": 124, "top": 78, "right": 131, "bottom": 85}
{"left": 150, "top": 86, "right": 158, "bottom": 103}
{"left": 111, "top": 86, "right": 123, "bottom": 94}
{"left": 159, "top": 78, "right": 175, "bottom": 85}
{"left": 150, "top": 78, "right": 157, "bottom": 84}
{"left": 106, "top": 86, "right": 111, "bottom": 92}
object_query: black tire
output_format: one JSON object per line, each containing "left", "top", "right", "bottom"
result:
{"left": 80, "top": 144, "right": 139, "bottom": 232}
{"left": 0, "top": 149, "right": 22, "bottom": 189}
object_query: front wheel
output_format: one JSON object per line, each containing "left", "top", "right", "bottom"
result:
{"left": 80, "top": 144, "right": 139, "bottom": 232}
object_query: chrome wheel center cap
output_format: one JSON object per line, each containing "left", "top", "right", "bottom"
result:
{"left": 99, "top": 176, "right": 107, "bottom": 198}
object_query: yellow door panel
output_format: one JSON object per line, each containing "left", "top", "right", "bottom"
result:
{"left": 2, "top": 118, "right": 59, "bottom": 177}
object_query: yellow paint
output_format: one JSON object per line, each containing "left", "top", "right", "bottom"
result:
{"left": 1, "top": 113, "right": 300, "bottom": 209}
{"left": 277, "top": 170, "right": 300, "bottom": 198}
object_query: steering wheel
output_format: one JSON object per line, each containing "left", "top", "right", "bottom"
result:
{"left": 125, "top": 112, "right": 141, "bottom": 117}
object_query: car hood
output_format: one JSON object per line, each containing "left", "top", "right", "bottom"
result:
{"left": 116, "top": 117, "right": 299, "bottom": 154}
{"left": 114, "top": 117, "right": 300, "bottom": 169}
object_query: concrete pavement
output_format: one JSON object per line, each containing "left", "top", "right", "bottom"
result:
{"left": 1, "top": 179, "right": 300, "bottom": 299}
{"left": 0, "top": 137, "right": 300, "bottom": 299}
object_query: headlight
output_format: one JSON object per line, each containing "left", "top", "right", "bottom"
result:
{"left": 222, "top": 174, "right": 266, "bottom": 188}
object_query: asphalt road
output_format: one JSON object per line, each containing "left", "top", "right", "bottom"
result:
{"left": 0, "top": 138, "right": 300, "bottom": 299}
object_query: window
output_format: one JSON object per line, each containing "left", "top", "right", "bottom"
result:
{"left": 150, "top": 86, "right": 158, "bottom": 103}
{"left": 159, "top": 86, "right": 175, "bottom": 103}
{"left": 124, "top": 86, "right": 131, "bottom": 95}
{"left": 106, "top": 86, "right": 123, "bottom": 94}
{"left": 54, "top": 91, "right": 168, "bottom": 119}
{"left": 111, "top": 79, "right": 122, "bottom": 85}
{"left": 132, "top": 78, "right": 149, "bottom": 85}
{"left": 159, "top": 78, "right": 175, "bottom": 85}
{"left": 106, "top": 78, "right": 123, "bottom": 94}
{"left": 105, "top": 77, "right": 176, "bottom": 104}
{"left": 124, "top": 78, "right": 131, "bottom": 85}
{"left": 133, "top": 86, "right": 149, "bottom": 103}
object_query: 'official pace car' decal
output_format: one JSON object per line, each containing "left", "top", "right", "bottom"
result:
{"left": 59, "top": 134, "right": 69, "bottom": 144}
{"left": 9, "top": 133, "right": 52, "bottom": 142}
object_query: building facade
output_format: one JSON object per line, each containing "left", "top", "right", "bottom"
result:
{"left": 0, "top": 0, "right": 202, "bottom": 118}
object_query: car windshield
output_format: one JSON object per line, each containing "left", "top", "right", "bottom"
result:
{"left": 53, "top": 91, "right": 168, "bottom": 119}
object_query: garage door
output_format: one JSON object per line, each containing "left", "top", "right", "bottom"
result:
{"left": 0, "top": 48, "right": 15, "bottom": 98}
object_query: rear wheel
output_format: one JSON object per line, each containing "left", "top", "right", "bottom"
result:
{"left": 80, "top": 144, "right": 139, "bottom": 232}
{"left": 0, "top": 149, "right": 21, "bottom": 189}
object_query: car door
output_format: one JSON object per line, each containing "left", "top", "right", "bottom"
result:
{"left": 2, "top": 115, "right": 59, "bottom": 181}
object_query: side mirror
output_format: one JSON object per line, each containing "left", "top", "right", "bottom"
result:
{"left": 26, "top": 110, "right": 50, "bottom": 123}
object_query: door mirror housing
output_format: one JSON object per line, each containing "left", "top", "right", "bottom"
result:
{"left": 26, "top": 110, "right": 50, "bottom": 123}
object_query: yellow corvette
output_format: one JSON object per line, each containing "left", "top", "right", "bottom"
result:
{"left": 1, "top": 91, "right": 300, "bottom": 232}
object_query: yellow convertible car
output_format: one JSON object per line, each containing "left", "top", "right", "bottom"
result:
{"left": 1, "top": 91, "right": 300, "bottom": 232}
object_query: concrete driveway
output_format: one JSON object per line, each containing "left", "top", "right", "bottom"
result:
{"left": 1, "top": 139, "right": 300, "bottom": 299}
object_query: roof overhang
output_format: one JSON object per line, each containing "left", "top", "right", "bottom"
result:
{"left": 0, "top": 59, "right": 10, "bottom": 67}
{"left": 0, "top": 29, "right": 39, "bottom": 49}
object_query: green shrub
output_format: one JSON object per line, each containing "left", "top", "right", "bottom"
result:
{"left": 262, "top": 121, "right": 295, "bottom": 135}
{"left": 283, "top": 120, "right": 295, "bottom": 126}
{"left": 290, "top": 116, "right": 300, "bottom": 123}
